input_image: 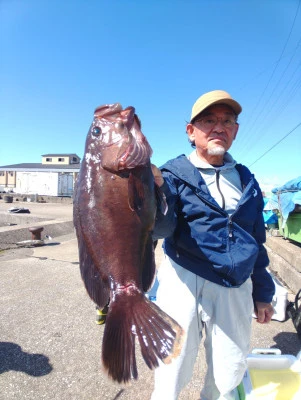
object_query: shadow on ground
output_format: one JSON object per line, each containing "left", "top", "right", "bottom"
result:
{"left": 0, "top": 342, "right": 53, "bottom": 376}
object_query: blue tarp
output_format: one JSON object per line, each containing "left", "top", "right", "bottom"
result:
{"left": 263, "top": 197, "right": 278, "bottom": 225}
{"left": 272, "top": 176, "right": 301, "bottom": 227}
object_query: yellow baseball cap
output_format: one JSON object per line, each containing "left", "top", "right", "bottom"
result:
{"left": 190, "top": 90, "right": 242, "bottom": 122}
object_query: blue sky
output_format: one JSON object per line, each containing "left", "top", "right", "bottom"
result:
{"left": 1, "top": 0, "right": 300, "bottom": 193}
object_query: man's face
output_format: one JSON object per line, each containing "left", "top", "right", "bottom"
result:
{"left": 186, "top": 104, "right": 239, "bottom": 160}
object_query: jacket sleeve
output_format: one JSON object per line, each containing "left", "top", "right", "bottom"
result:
{"left": 251, "top": 181, "right": 275, "bottom": 303}
{"left": 152, "top": 171, "right": 178, "bottom": 241}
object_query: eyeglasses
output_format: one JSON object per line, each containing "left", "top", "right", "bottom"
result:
{"left": 194, "top": 116, "right": 237, "bottom": 130}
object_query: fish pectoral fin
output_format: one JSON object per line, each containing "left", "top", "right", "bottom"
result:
{"left": 128, "top": 171, "right": 145, "bottom": 211}
{"left": 155, "top": 184, "right": 168, "bottom": 215}
{"left": 142, "top": 234, "right": 156, "bottom": 292}
{"left": 77, "top": 230, "right": 110, "bottom": 308}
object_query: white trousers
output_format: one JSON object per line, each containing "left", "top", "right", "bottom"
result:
{"left": 151, "top": 256, "right": 253, "bottom": 400}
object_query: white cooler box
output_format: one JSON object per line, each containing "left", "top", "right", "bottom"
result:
{"left": 241, "top": 348, "right": 301, "bottom": 399}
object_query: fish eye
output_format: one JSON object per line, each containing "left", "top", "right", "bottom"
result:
{"left": 91, "top": 126, "right": 101, "bottom": 136}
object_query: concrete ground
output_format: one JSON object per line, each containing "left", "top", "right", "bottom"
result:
{"left": 0, "top": 199, "right": 300, "bottom": 399}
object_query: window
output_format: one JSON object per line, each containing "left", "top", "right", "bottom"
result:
{"left": 46, "top": 158, "right": 52, "bottom": 162}
{"left": 58, "top": 158, "right": 65, "bottom": 162}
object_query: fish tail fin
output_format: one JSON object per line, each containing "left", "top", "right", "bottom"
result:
{"left": 102, "top": 290, "right": 184, "bottom": 383}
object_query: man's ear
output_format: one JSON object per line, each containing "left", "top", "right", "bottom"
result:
{"left": 233, "top": 123, "right": 239, "bottom": 140}
{"left": 186, "top": 123, "right": 195, "bottom": 142}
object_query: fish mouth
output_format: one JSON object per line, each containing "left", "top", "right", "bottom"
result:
{"left": 118, "top": 133, "right": 152, "bottom": 170}
{"left": 117, "top": 114, "right": 153, "bottom": 169}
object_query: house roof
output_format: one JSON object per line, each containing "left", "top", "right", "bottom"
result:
{"left": 41, "top": 153, "right": 81, "bottom": 158}
{"left": 0, "top": 163, "right": 81, "bottom": 172}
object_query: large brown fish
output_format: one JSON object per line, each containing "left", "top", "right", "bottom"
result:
{"left": 73, "top": 103, "right": 183, "bottom": 383}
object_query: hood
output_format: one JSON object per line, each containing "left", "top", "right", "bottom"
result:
{"left": 160, "top": 154, "right": 202, "bottom": 189}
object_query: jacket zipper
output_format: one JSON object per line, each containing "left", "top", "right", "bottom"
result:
{"left": 193, "top": 182, "right": 235, "bottom": 239}
{"left": 228, "top": 216, "right": 233, "bottom": 238}
{"left": 215, "top": 170, "right": 225, "bottom": 210}
{"left": 192, "top": 187, "right": 235, "bottom": 276}
{"left": 191, "top": 174, "right": 253, "bottom": 240}
{"left": 215, "top": 169, "right": 234, "bottom": 238}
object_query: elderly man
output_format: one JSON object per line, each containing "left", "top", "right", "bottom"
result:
{"left": 151, "top": 90, "right": 275, "bottom": 400}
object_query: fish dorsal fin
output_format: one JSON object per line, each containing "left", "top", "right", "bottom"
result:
{"left": 128, "top": 171, "right": 145, "bottom": 212}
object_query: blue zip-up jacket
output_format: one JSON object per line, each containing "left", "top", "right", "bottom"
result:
{"left": 154, "top": 154, "right": 275, "bottom": 303}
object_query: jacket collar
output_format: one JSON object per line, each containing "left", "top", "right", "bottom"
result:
{"left": 188, "top": 150, "right": 237, "bottom": 171}
{"left": 161, "top": 154, "right": 254, "bottom": 195}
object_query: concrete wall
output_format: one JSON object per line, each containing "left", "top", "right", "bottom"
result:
{"left": 266, "top": 235, "right": 301, "bottom": 295}
{"left": 0, "top": 193, "right": 73, "bottom": 204}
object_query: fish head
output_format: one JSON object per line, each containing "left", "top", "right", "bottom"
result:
{"left": 85, "top": 103, "right": 153, "bottom": 173}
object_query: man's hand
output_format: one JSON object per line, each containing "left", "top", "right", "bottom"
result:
{"left": 151, "top": 164, "right": 164, "bottom": 187}
{"left": 254, "top": 301, "right": 274, "bottom": 323}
